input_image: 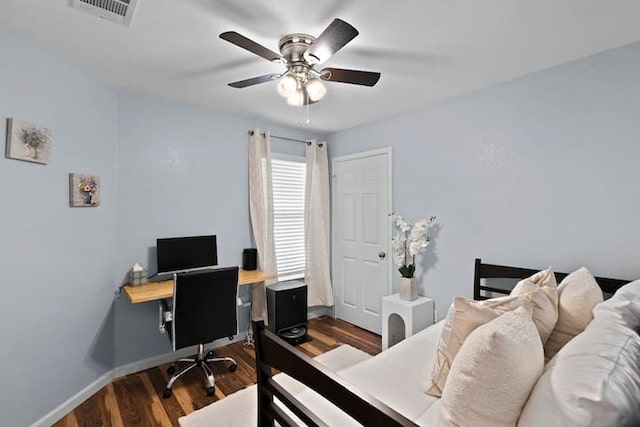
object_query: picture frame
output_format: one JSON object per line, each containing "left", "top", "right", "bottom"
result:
{"left": 69, "top": 173, "right": 100, "bottom": 207}
{"left": 5, "top": 118, "right": 52, "bottom": 164}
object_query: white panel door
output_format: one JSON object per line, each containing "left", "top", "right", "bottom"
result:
{"left": 333, "top": 149, "right": 391, "bottom": 334}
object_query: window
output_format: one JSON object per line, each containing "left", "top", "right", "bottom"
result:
{"left": 271, "top": 156, "right": 306, "bottom": 280}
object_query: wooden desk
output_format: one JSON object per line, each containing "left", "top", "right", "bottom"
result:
{"left": 123, "top": 269, "right": 276, "bottom": 304}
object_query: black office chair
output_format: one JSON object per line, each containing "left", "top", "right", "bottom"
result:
{"left": 162, "top": 267, "right": 239, "bottom": 398}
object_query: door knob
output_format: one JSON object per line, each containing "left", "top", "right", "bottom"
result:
{"left": 378, "top": 251, "right": 386, "bottom": 259}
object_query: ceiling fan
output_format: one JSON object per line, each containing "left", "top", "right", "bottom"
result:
{"left": 219, "top": 19, "right": 381, "bottom": 106}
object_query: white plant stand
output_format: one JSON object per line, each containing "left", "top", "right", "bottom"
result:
{"left": 382, "top": 294, "right": 434, "bottom": 350}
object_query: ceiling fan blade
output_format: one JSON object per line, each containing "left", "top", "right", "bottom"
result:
{"left": 228, "top": 74, "right": 281, "bottom": 88}
{"left": 320, "top": 68, "right": 381, "bottom": 86}
{"left": 304, "top": 19, "right": 359, "bottom": 65}
{"left": 220, "top": 31, "right": 282, "bottom": 63}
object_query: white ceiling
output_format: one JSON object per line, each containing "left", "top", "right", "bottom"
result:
{"left": 2, "top": 1, "right": 640, "bottom": 133}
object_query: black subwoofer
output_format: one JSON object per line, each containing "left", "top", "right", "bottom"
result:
{"left": 266, "top": 281, "right": 308, "bottom": 345}
{"left": 242, "top": 248, "right": 257, "bottom": 270}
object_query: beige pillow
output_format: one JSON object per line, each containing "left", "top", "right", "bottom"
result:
{"left": 511, "top": 268, "right": 559, "bottom": 344}
{"left": 425, "top": 294, "right": 533, "bottom": 396}
{"left": 544, "top": 267, "right": 603, "bottom": 360}
{"left": 439, "top": 307, "right": 544, "bottom": 427}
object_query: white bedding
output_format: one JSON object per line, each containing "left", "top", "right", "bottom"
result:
{"left": 279, "top": 278, "right": 640, "bottom": 427}
{"left": 288, "top": 320, "right": 445, "bottom": 426}
{"left": 339, "top": 321, "right": 443, "bottom": 421}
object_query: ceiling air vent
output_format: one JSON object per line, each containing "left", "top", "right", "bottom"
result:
{"left": 69, "top": 0, "right": 139, "bottom": 27}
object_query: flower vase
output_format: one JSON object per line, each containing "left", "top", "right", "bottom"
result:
{"left": 399, "top": 277, "right": 417, "bottom": 301}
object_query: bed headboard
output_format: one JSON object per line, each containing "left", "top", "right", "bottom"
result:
{"left": 473, "top": 258, "right": 631, "bottom": 301}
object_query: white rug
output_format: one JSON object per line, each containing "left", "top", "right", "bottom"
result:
{"left": 179, "top": 344, "right": 372, "bottom": 427}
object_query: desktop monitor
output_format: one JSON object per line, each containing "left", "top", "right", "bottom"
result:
{"left": 156, "top": 235, "right": 218, "bottom": 275}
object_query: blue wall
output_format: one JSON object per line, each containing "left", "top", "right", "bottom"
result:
{"left": 0, "top": 34, "right": 118, "bottom": 427}
{"left": 113, "top": 92, "right": 324, "bottom": 366}
{"left": 0, "top": 33, "right": 324, "bottom": 425}
{"left": 329, "top": 41, "right": 640, "bottom": 320}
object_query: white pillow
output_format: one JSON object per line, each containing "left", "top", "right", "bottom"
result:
{"left": 511, "top": 268, "right": 558, "bottom": 344}
{"left": 440, "top": 307, "right": 544, "bottom": 427}
{"left": 425, "top": 295, "right": 533, "bottom": 396}
{"left": 544, "top": 267, "right": 603, "bottom": 360}
{"left": 518, "top": 318, "right": 640, "bottom": 427}
{"left": 592, "top": 278, "right": 640, "bottom": 331}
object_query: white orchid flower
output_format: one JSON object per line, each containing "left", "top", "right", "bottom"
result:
{"left": 389, "top": 213, "right": 436, "bottom": 276}
{"left": 391, "top": 237, "right": 407, "bottom": 267}
{"left": 410, "top": 224, "right": 427, "bottom": 240}
{"left": 390, "top": 213, "right": 412, "bottom": 232}
{"left": 409, "top": 237, "right": 430, "bottom": 256}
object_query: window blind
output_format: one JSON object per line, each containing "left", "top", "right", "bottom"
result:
{"left": 271, "top": 158, "right": 306, "bottom": 280}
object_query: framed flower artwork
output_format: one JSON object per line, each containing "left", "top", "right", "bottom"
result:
{"left": 69, "top": 173, "right": 100, "bottom": 207}
{"left": 5, "top": 118, "right": 52, "bottom": 164}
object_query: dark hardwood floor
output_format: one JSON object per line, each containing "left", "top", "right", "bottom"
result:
{"left": 52, "top": 316, "right": 381, "bottom": 427}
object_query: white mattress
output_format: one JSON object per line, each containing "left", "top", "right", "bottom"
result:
{"left": 291, "top": 320, "right": 445, "bottom": 426}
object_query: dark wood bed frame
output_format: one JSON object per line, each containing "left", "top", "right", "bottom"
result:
{"left": 252, "top": 320, "right": 417, "bottom": 426}
{"left": 473, "top": 258, "right": 630, "bottom": 300}
{"left": 253, "top": 258, "right": 632, "bottom": 427}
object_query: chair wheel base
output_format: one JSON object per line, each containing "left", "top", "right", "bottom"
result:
{"left": 163, "top": 348, "right": 237, "bottom": 398}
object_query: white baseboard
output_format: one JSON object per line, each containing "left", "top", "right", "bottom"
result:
{"left": 112, "top": 332, "right": 248, "bottom": 379}
{"left": 34, "top": 307, "right": 331, "bottom": 426}
{"left": 31, "top": 371, "right": 113, "bottom": 427}
{"left": 35, "top": 332, "right": 248, "bottom": 426}
{"left": 308, "top": 305, "right": 332, "bottom": 319}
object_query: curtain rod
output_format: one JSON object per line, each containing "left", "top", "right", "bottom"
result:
{"left": 248, "top": 130, "right": 311, "bottom": 144}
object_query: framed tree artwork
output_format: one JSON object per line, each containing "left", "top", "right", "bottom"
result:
{"left": 5, "top": 118, "right": 52, "bottom": 164}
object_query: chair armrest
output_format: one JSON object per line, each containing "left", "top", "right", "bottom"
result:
{"left": 159, "top": 299, "right": 173, "bottom": 333}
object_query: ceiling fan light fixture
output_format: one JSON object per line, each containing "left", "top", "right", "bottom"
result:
{"left": 286, "top": 88, "right": 305, "bottom": 106}
{"left": 220, "top": 19, "right": 380, "bottom": 106}
{"left": 277, "top": 74, "right": 298, "bottom": 97}
{"left": 305, "top": 78, "right": 326, "bottom": 102}
{"left": 303, "top": 45, "right": 330, "bottom": 65}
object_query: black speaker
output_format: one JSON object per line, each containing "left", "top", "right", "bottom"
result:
{"left": 242, "top": 248, "right": 257, "bottom": 271}
{"left": 266, "top": 281, "right": 307, "bottom": 345}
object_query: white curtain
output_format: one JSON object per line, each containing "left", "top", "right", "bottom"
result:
{"left": 305, "top": 141, "right": 334, "bottom": 306}
{"left": 248, "top": 129, "right": 277, "bottom": 321}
